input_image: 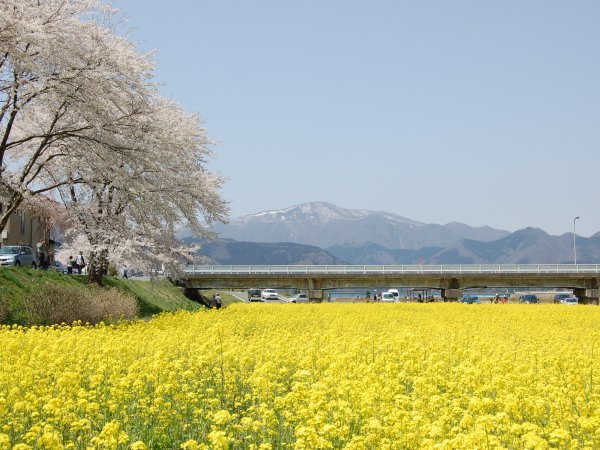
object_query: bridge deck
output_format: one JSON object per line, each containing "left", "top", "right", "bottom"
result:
{"left": 180, "top": 265, "right": 600, "bottom": 303}
{"left": 185, "top": 264, "right": 600, "bottom": 275}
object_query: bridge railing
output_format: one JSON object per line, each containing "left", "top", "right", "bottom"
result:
{"left": 184, "top": 264, "right": 600, "bottom": 275}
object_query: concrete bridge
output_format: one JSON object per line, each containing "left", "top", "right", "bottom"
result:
{"left": 181, "top": 264, "right": 600, "bottom": 304}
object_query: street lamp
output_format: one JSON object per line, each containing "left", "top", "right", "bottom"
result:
{"left": 573, "top": 216, "right": 580, "bottom": 265}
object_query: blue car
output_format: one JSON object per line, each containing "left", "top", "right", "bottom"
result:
{"left": 460, "top": 295, "right": 480, "bottom": 304}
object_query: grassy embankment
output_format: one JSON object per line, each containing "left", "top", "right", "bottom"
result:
{"left": 0, "top": 267, "right": 240, "bottom": 324}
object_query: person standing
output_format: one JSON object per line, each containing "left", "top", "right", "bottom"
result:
{"left": 66, "top": 256, "right": 74, "bottom": 274}
{"left": 123, "top": 265, "right": 129, "bottom": 279}
{"left": 75, "top": 252, "right": 85, "bottom": 274}
{"left": 36, "top": 240, "right": 45, "bottom": 267}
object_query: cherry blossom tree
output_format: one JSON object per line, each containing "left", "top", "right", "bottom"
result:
{"left": 0, "top": 0, "right": 153, "bottom": 231}
{"left": 56, "top": 96, "right": 227, "bottom": 285}
{"left": 1, "top": 0, "right": 228, "bottom": 284}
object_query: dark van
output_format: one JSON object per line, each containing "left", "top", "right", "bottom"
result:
{"left": 247, "top": 289, "right": 262, "bottom": 302}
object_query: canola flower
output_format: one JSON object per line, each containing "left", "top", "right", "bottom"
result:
{"left": 0, "top": 303, "right": 599, "bottom": 449}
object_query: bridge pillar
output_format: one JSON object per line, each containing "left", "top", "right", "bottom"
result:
{"left": 308, "top": 290, "right": 324, "bottom": 303}
{"left": 574, "top": 288, "right": 599, "bottom": 305}
{"left": 441, "top": 289, "right": 461, "bottom": 302}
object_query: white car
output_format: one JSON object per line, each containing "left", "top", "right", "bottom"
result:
{"left": 261, "top": 289, "right": 279, "bottom": 300}
{"left": 289, "top": 293, "right": 309, "bottom": 303}
{"left": 381, "top": 292, "right": 396, "bottom": 302}
{"left": 387, "top": 289, "right": 400, "bottom": 300}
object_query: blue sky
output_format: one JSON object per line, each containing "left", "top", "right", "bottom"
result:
{"left": 112, "top": 1, "right": 600, "bottom": 236}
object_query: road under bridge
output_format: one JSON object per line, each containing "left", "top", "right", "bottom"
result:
{"left": 180, "top": 265, "right": 600, "bottom": 304}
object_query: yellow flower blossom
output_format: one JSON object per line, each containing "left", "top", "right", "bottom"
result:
{"left": 0, "top": 304, "right": 597, "bottom": 447}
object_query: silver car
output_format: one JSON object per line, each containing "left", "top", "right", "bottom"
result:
{"left": 0, "top": 245, "right": 38, "bottom": 268}
{"left": 289, "top": 293, "right": 309, "bottom": 303}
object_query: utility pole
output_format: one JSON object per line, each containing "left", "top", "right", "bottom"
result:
{"left": 573, "top": 216, "right": 580, "bottom": 264}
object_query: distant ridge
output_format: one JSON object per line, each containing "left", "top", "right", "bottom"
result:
{"left": 423, "top": 227, "right": 600, "bottom": 264}
{"left": 189, "top": 230, "right": 600, "bottom": 265}
{"left": 186, "top": 238, "right": 345, "bottom": 265}
{"left": 326, "top": 228, "right": 600, "bottom": 265}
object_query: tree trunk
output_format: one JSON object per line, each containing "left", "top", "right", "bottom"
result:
{"left": 0, "top": 191, "right": 24, "bottom": 235}
{"left": 87, "top": 248, "right": 109, "bottom": 286}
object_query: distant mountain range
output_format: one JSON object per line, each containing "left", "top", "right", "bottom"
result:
{"left": 210, "top": 202, "right": 509, "bottom": 250}
{"left": 194, "top": 202, "right": 600, "bottom": 265}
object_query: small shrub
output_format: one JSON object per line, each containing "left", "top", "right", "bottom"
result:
{"left": 86, "top": 287, "right": 139, "bottom": 322}
{"left": 108, "top": 265, "right": 118, "bottom": 277}
{"left": 22, "top": 284, "right": 138, "bottom": 325}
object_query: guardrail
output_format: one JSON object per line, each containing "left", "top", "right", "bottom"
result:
{"left": 184, "top": 264, "right": 600, "bottom": 275}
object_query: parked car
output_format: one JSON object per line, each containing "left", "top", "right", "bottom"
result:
{"left": 50, "top": 260, "right": 67, "bottom": 273}
{"left": 381, "top": 292, "right": 396, "bottom": 302}
{"left": 247, "top": 289, "right": 262, "bottom": 302}
{"left": 387, "top": 289, "right": 400, "bottom": 300}
{"left": 561, "top": 296, "right": 579, "bottom": 305}
{"left": 289, "top": 293, "right": 309, "bottom": 303}
{"left": 0, "top": 245, "right": 38, "bottom": 268}
{"left": 519, "top": 294, "right": 539, "bottom": 304}
{"left": 553, "top": 293, "right": 576, "bottom": 304}
{"left": 460, "top": 295, "right": 480, "bottom": 304}
{"left": 261, "top": 289, "right": 279, "bottom": 300}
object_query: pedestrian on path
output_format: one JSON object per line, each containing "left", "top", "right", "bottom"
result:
{"left": 75, "top": 252, "right": 85, "bottom": 274}
{"left": 66, "top": 256, "right": 74, "bottom": 274}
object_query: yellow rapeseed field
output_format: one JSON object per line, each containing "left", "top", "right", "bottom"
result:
{"left": 0, "top": 303, "right": 599, "bottom": 449}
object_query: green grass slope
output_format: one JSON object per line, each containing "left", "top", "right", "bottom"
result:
{"left": 0, "top": 267, "right": 203, "bottom": 323}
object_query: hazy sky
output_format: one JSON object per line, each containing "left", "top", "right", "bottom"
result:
{"left": 112, "top": 1, "right": 599, "bottom": 237}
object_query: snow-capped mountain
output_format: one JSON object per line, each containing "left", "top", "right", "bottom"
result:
{"left": 237, "top": 202, "right": 422, "bottom": 226}
{"left": 210, "top": 202, "right": 509, "bottom": 250}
